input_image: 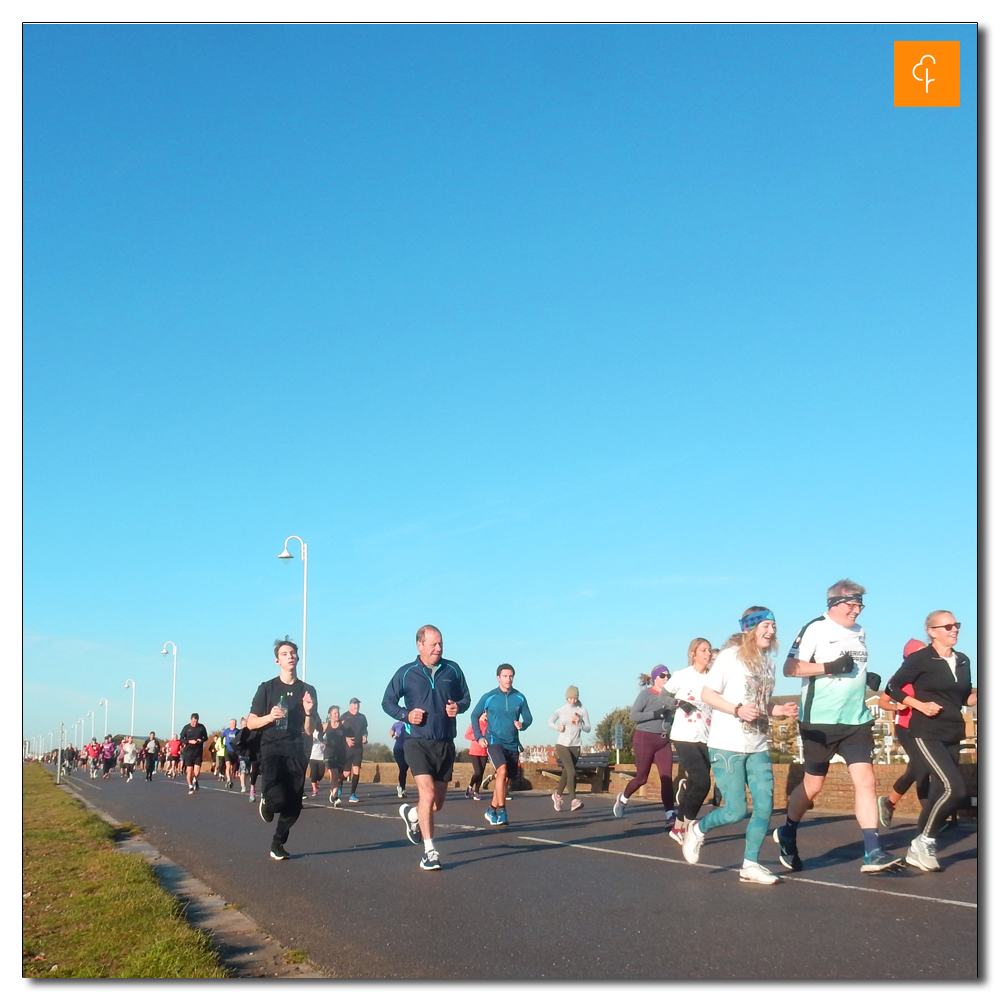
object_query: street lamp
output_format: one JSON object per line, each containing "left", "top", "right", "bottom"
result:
{"left": 161, "top": 642, "right": 177, "bottom": 738}
{"left": 278, "top": 535, "right": 308, "bottom": 682}
{"left": 75, "top": 718, "right": 84, "bottom": 746}
{"left": 124, "top": 679, "right": 136, "bottom": 737}
{"left": 47, "top": 732, "right": 53, "bottom": 752}
{"left": 86, "top": 710, "right": 95, "bottom": 741}
{"left": 98, "top": 698, "right": 108, "bottom": 737}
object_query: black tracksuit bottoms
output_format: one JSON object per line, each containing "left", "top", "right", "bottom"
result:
{"left": 261, "top": 752, "right": 306, "bottom": 850}
{"left": 912, "top": 738, "right": 965, "bottom": 839}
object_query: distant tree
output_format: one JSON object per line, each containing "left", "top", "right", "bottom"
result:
{"left": 364, "top": 742, "right": 395, "bottom": 763}
{"left": 595, "top": 708, "right": 636, "bottom": 756}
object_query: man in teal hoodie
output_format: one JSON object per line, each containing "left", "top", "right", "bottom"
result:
{"left": 471, "top": 664, "right": 533, "bottom": 826}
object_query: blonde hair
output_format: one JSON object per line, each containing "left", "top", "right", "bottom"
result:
{"left": 735, "top": 606, "right": 778, "bottom": 670}
{"left": 924, "top": 610, "right": 954, "bottom": 631}
{"left": 687, "top": 637, "right": 711, "bottom": 665}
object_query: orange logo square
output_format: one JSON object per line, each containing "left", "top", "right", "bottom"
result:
{"left": 894, "top": 41, "right": 960, "bottom": 107}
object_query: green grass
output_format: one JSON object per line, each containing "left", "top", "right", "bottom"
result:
{"left": 22, "top": 764, "right": 229, "bottom": 978}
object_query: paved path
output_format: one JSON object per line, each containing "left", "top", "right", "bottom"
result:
{"left": 52, "top": 768, "right": 978, "bottom": 979}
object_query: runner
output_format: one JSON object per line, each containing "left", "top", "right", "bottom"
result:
{"left": 86, "top": 739, "right": 99, "bottom": 778}
{"left": 471, "top": 664, "right": 533, "bottom": 827}
{"left": 664, "top": 637, "right": 714, "bottom": 845}
{"left": 323, "top": 705, "right": 349, "bottom": 806}
{"left": 885, "top": 611, "right": 974, "bottom": 872}
{"left": 179, "top": 713, "right": 208, "bottom": 794}
{"left": 775, "top": 579, "right": 902, "bottom": 874}
{"left": 165, "top": 734, "right": 182, "bottom": 778}
{"left": 681, "top": 607, "right": 798, "bottom": 884}
{"left": 341, "top": 699, "right": 369, "bottom": 803}
{"left": 213, "top": 732, "right": 227, "bottom": 781}
{"left": 246, "top": 639, "right": 319, "bottom": 860}
{"left": 307, "top": 717, "right": 327, "bottom": 797}
{"left": 221, "top": 718, "right": 240, "bottom": 789}
{"left": 143, "top": 732, "right": 161, "bottom": 782}
{"left": 547, "top": 685, "right": 591, "bottom": 812}
{"left": 100, "top": 735, "right": 116, "bottom": 778}
{"left": 464, "top": 710, "right": 489, "bottom": 801}
{"left": 382, "top": 624, "right": 471, "bottom": 871}
{"left": 235, "top": 718, "right": 250, "bottom": 793}
{"left": 120, "top": 736, "right": 137, "bottom": 782}
{"left": 612, "top": 666, "right": 675, "bottom": 826}
{"left": 390, "top": 720, "right": 409, "bottom": 798}
{"left": 877, "top": 639, "right": 931, "bottom": 827}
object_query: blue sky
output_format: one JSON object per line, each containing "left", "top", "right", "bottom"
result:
{"left": 22, "top": 23, "right": 978, "bottom": 748}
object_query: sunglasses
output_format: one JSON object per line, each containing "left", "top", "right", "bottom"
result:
{"left": 931, "top": 622, "right": 961, "bottom": 631}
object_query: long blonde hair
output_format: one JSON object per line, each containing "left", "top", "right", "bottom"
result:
{"left": 735, "top": 606, "right": 778, "bottom": 671}
{"left": 687, "top": 637, "right": 711, "bottom": 665}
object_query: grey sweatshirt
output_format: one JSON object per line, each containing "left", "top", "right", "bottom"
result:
{"left": 629, "top": 687, "right": 676, "bottom": 734}
{"left": 547, "top": 703, "right": 592, "bottom": 747}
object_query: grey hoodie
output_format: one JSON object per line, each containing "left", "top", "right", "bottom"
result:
{"left": 629, "top": 687, "right": 676, "bottom": 735}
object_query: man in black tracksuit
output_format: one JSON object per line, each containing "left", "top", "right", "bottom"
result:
{"left": 247, "top": 639, "right": 319, "bottom": 861}
{"left": 382, "top": 624, "right": 471, "bottom": 871}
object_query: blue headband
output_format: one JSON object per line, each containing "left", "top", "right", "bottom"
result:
{"left": 827, "top": 593, "right": 864, "bottom": 609}
{"left": 740, "top": 609, "right": 775, "bottom": 632}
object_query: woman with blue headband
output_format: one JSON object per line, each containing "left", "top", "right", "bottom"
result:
{"left": 680, "top": 606, "right": 799, "bottom": 884}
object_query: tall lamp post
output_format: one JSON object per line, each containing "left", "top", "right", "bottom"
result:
{"left": 86, "top": 710, "right": 95, "bottom": 741}
{"left": 75, "top": 718, "right": 84, "bottom": 746}
{"left": 278, "top": 535, "right": 308, "bottom": 682}
{"left": 47, "top": 732, "right": 54, "bottom": 752}
{"left": 98, "top": 698, "right": 108, "bottom": 737}
{"left": 161, "top": 642, "right": 177, "bottom": 738}
{"left": 124, "top": 679, "right": 136, "bottom": 737}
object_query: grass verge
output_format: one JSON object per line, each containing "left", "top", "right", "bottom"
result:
{"left": 22, "top": 763, "right": 228, "bottom": 978}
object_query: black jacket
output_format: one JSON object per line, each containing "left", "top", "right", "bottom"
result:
{"left": 886, "top": 645, "right": 972, "bottom": 743}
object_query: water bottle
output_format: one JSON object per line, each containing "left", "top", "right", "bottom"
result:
{"left": 275, "top": 694, "right": 289, "bottom": 731}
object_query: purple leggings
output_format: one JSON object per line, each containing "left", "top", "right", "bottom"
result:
{"left": 624, "top": 729, "right": 674, "bottom": 808}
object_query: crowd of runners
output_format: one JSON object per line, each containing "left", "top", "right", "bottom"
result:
{"left": 53, "top": 577, "right": 974, "bottom": 883}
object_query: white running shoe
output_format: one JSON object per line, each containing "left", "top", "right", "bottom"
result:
{"left": 682, "top": 820, "right": 705, "bottom": 864}
{"left": 668, "top": 823, "right": 686, "bottom": 846}
{"left": 612, "top": 793, "right": 627, "bottom": 819}
{"left": 552, "top": 792, "right": 563, "bottom": 812}
{"left": 739, "top": 861, "right": 780, "bottom": 885}
{"left": 570, "top": 799, "right": 583, "bottom": 811}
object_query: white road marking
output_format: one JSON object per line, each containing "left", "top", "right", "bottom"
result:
{"left": 517, "top": 836, "right": 977, "bottom": 909}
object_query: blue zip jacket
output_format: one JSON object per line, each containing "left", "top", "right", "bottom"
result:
{"left": 471, "top": 686, "right": 533, "bottom": 752}
{"left": 381, "top": 657, "right": 471, "bottom": 743}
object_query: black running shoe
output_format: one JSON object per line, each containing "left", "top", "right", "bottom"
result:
{"left": 260, "top": 797, "right": 275, "bottom": 823}
{"left": 269, "top": 845, "right": 290, "bottom": 861}
{"left": 772, "top": 827, "right": 803, "bottom": 871}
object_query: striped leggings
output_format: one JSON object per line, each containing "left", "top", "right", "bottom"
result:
{"left": 912, "top": 738, "right": 965, "bottom": 839}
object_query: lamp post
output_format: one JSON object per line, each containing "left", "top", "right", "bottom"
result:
{"left": 278, "top": 535, "right": 308, "bottom": 682}
{"left": 161, "top": 642, "right": 177, "bottom": 738}
{"left": 86, "top": 710, "right": 95, "bottom": 741}
{"left": 124, "top": 679, "right": 136, "bottom": 737}
{"left": 47, "top": 732, "right": 53, "bottom": 752}
{"left": 98, "top": 698, "right": 108, "bottom": 737}
{"left": 75, "top": 718, "right": 84, "bottom": 746}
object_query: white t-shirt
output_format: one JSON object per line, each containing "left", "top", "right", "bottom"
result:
{"left": 703, "top": 647, "right": 775, "bottom": 754}
{"left": 663, "top": 666, "right": 712, "bottom": 744}
{"left": 789, "top": 614, "right": 871, "bottom": 726}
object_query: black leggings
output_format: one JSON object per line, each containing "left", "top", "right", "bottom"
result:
{"left": 673, "top": 741, "right": 712, "bottom": 821}
{"left": 393, "top": 747, "right": 409, "bottom": 787}
{"left": 893, "top": 730, "right": 930, "bottom": 801}
{"left": 470, "top": 755, "right": 488, "bottom": 790}
{"left": 624, "top": 730, "right": 673, "bottom": 808}
{"left": 912, "top": 738, "right": 965, "bottom": 839}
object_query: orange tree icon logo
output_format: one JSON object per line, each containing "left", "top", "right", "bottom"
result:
{"left": 894, "top": 41, "right": 960, "bottom": 107}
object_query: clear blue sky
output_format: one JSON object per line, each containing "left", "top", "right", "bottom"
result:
{"left": 23, "top": 23, "right": 977, "bottom": 747}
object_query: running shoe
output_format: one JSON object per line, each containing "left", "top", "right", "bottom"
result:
{"left": 570, "top": 799, "right": 583, "bottom": 812}
{"left": 259, "top": 797, "right": 275, "bottom": 823}
{"left": 193, "top": 778, "right": 199, "bottom": 791}
{"left": 329, "top": 790, "right": 337, "bottom": 804}
{"left": 333, "top": 797, "right": 343, "bottom": 809}
{"left": 466, "top": 786, "right": 475, "bottom": 800}
{"left": 905, "top": 837, "right": 941, "bottom": 872}
{"left": 227, "top": 779, "right": 233, "bottom": 789}
{"left": 682, "top": 820, "right": 705, "bottom": 864}
{"left": 473, "top": 790, "right": 482, "bottom": 801}
{"left": 188, "top": 785, "right": 194, "bottom": 795}
{"left": 311, "top": 788, "right": 318, "bottom": 797}
{"left": 861, "top": 848, "right": 904, "bottom": 873}
{"left": 772, "top": 827, "right": 803, "bottom": 871}
{"left": 876, "top": 795, "right": 895, "bottom": 828}
{"left": 248, "top": 790, "right": 256, "bottom": 803}
{"left": 552, "top": 792, "right": 563, "bottom": 812}
{"left": 484, "top": 808, "right": 499, "bottom": 826}
{"left": 399, "top": 804, "right": 421, "bottom": 845}
{"left": 612, "top": 793, "right": 627, "bottom": 819}
{"left": 398, "top": 785, "right": 407, "bottom": 798}
{"left": 419, "top": 849, "right": 441, "bottom": 871}
{"left": 674, "top": 777, "right": 687, "bottom": 807}
{"left": 739, "top": 861, "right": 780, "bottom": 885}
{"left": 269, "top": 845, "right": 291, "bottom": 861}
{"left": 668, "top": 822, "right": 686, "bottom": 846}
{"left": 497, "top": 808, "right": 508, "bottom": 825}
{"left": 348, "top": 794, "right": 360, "bottom": 804}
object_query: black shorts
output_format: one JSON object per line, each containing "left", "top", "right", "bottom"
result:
{"left": 486, "top": 744, "right": 519, "bottom": 774}
{"left": 225, "top": 750, "right": 239, "bottom": 765}
{"left": 325, "top": 756, "right": 346, "bottom": 773}
{"left": 168, "top": 756, "right": 180, "bottom": 763}
{"left": 800, "top": 722, "right": 875, "bottom": 775}
{"left": 181, "top": 747, "right": 203, "bottom": 767}
{"left": 345, "top": 745, "right": 364, "bottom": 768}
{"left": 403, "top": 739, "right": 455, "bottom": 784}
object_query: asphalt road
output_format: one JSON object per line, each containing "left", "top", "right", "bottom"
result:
{"left": 52, "top": 767, "right": 978, "bottom": 979}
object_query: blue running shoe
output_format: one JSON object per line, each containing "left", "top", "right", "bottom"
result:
{"left": 484, "top": 808, "right": 499, "bottom": 825}
{"left": 348, "top": 794, "right": 360, "bottom": 804}
{"left": 497, "top": 808, "right": 508, "bottom": 825}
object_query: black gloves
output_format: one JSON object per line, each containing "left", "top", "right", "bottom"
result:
{"left": 866, "top": 672, "right": 882, "bottom": 691}
{"left": 651, "top": 707, "right": 670, "bottom": 719}
{"left": 824, "top": 652, "right": 855, "bottom": 676}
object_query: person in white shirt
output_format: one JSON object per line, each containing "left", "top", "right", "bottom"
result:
{"left": 547, "top": 686, "right": 592, "bottom": 811}
{"left": 664, "top": 637, "right": 714, "bottom": 846}
{"left": 681, "top": 607, "right": 798, "bottom": 885}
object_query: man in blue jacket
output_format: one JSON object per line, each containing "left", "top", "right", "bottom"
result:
{"left": 382, "top": 625, "right": 471, "bottom": 871}
{"left": 471, "top": 664, "right": 533, "bottom": 827}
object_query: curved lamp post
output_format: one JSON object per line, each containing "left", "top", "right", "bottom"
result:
{"left": 278, "top": 535, "right": 308, "bottom": 682}
{"left": 161, "top": 642, "right": 177, "bottom": 738}
{"left": 98, "top": 698, "right": 108, "bottom": 737}
{"left": 75, "top": 718, "right": 84, "bottom": 746}
{"left": 124, "top": 679, "right": 136, "bottom": 737}
{"left": 86, "top": 710, "right": 95, "bottom": 741}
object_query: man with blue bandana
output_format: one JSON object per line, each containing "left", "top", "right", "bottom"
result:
{"left": 776, "top": 579, "right": 903, "bottom": 874}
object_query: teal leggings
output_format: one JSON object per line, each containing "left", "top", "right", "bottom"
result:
{"left": 699, "top": 748, "right": 774, "bottom": 863}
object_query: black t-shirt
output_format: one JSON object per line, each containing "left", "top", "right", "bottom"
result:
{"left": 180, "top": 723, "right": 208, "bottom": 750}
{"left": 341, "top": 711, "right": 368, "bottom": 745}
{"left": 323, "top": 723, "right": 348, "bottom": 763}
{"left": 250, "top": 676, "right": 319, "bottom": 758}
